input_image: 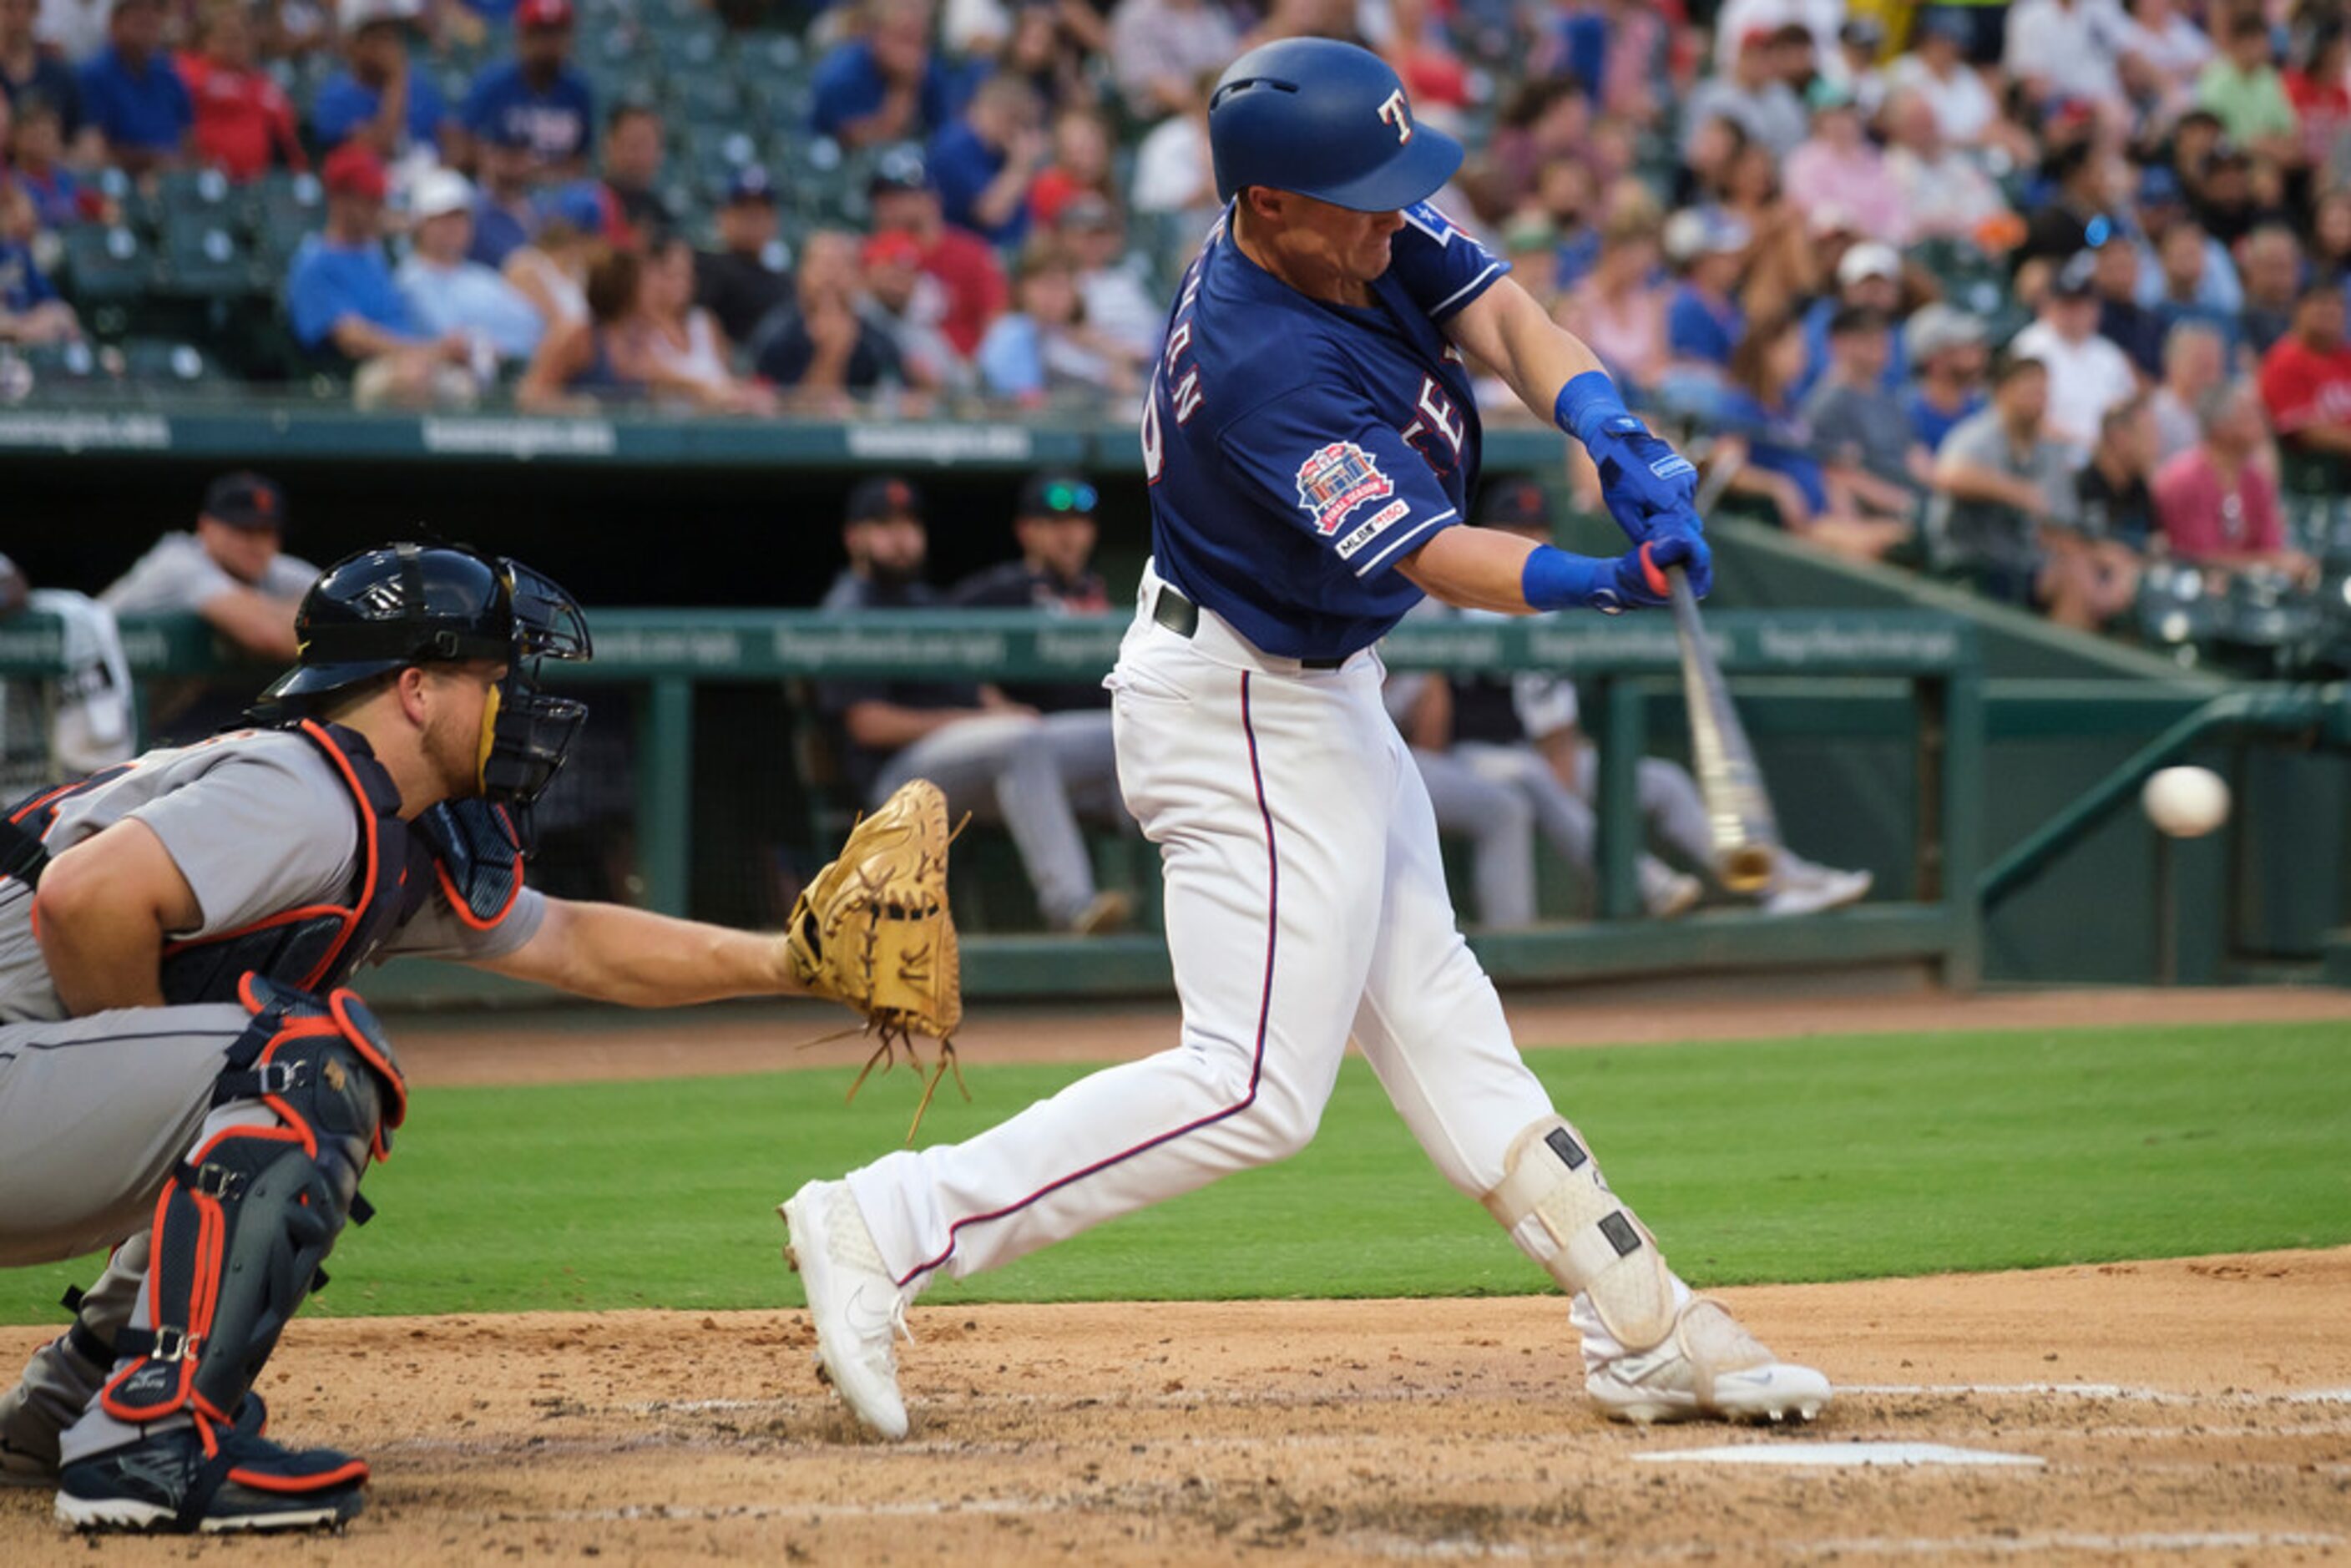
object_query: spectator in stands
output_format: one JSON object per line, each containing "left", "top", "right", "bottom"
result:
{"left": 2005, "top": 0, "right": 2134, "bottom": 112}
{"left": 99, "top": 471, "right": 314, "bottom": 665}
{"left": 1026, "top": 104, "right": 1113, "bottom": 230}
{"left": 0, "top": 178, "right": 76, "bottom": 341}
{"left": 1932, "top": 351, "right": 2136, "bottom": 625}
{"left": 2, "top": 0, "right": 83, "bottom": 147}
{"left": 692, "top": 163, "right": 789, "bottom": 349}
{"left": 2283, "top": 23, "right": 2350, "bottom": 173}
{"left": 810, "top": 0, "right": 962, "bottom": 149}
{"left": 977, "top": 243, "right": 1142, "bottom": 406}
{"left": 468, "top": 119, "right": 540, "bottom": 269}
{"left": 748, "top": 227, "right": 907, "bottom": 403}
{"left": 394, "top": 167, "right": 544, "bottom": 369}
{"left": 1108, "top": 0, "right": 1237, "bottom": 121}
{"left": 1881, "top": 84, "right": 2010, "bottom": 243}
{"left": 1796, "top": 239, "right": 1907, "bottom": 399}
{"left": 459, "top": 0, "right": 591, "bottom": 180}
{"left": 2187, "top": 138, "right": 2270, "bottom": 249}
{"left": 1130, "top": 64, "right": 1216, "bottom": 227}
{"left": 0, "top": 549, "right": 132, "bottom": 777}
{"left": 2123, "top": 0, "right": 2214, "bottom": 110}
{"left": 1719, "top": 138, "right": 1821, "bottom": 325}
{"left": 1680, "top": 24, "right": 1806, "bottom": 159}
{"left": 630, "top": 234, "right": 777, "bottom": 413}
{"left": 2020, "top": 138, "right": 2123, "bottom": 271}
{"left": 2145, "top": 219, "right": 2239, "bottom": 355}
{"left": 77, "top": 0, "right": 188, "bottom": 174}
{"left": 2236, "top": 223, "right": 2303, "bottom": 357}
{"left": 1720, "top": 310, "right": 1913, "bottom": 562}
{"left": 930, "top": 73, "right": 1046, "bottom": 249}
{"left": 1556, "top": 186, "right": 1669, "bottom": 394}
{"left": 1806, "top": 305, "right": 1933, "bottom": 498}
{"left": 817, "top": 475, "right": 1130, "bottom": 935}
{"left": 2257, "top": 278, "right": 2351, "bottom": 472}
{"left": 2313, "top": 190, "right": 2351, "bottom": 281}
{"left": 502, "top": 195, "right": 598, "bottom": 330}
{"left": 1820, "top": 13, "right": 1888, "bottom": 117}
{"left": 2090, "top": 240, "right": 2164, "bottom": 378}
{"left": 312, "top": 0, "right": 452, "bottom": 161}
{"left": 2131, "top": 167, "right": 2245, "bottom": 313}
{"left": 2073, "top": 392, "right": 2161, "bottom": 564}
{"left": 1903, "top": 304, "right": 1991, "bottom": 456}
{"left": 285, "top": 142, "right": 476, "bottom": 408}
{"left": 867, "top": 146, "right": 1006, "bottom": 361}
{"left": 2150, "top": 316, "right": 2226, "bottom": 463}
{"left": 1659, "top": 205, "right": 1747, "bottom": 407}
{"left": 1395, "top": 481, "right": 1873, "bottom": 923}
{"left": 6, "top": 93, "right": 106, "bottom": 228}
{"left": 594, "top": 102, "right": 672, "bottom": 247}
{"left": 1471, "top": 78, "right": 1590, "bottom": 222}
{"left": 33, "top": 0, "right": 109, "bottom": 64}
{"left": 858, "top": 227, "right": 962, "bottom": 392}
{"left": 1784, "top": 78, "right": 1906, "bottom": 245}
{"left": 2012, "top": 250, "right": 2144, "bottom": 458}
{"left": 516, "top": 242, "right": 645, "bottom": 411}
{"left": 1884, "top": 10, "right": 2000, "bottom": 148}
{"left": 177, "top": 0, "right": 302, "bottom": 182}
{"left": 2195, "top": 5, "right": 2298, "bottom": 164}
{"left": 1057, "top": 193, "right": 1159, "bottom": 361}
{"left": 992, "top": 0, "right": 1095, "bottom": 118}
{"left": 2153, "top": 379, "right": 2313, "bottom": 576}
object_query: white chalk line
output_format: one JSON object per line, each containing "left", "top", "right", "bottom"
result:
{"left": 1849, "top": 1381, "right": 2351, "bottom": 1407}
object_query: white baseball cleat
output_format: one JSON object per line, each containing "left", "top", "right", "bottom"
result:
{"left": 781, "top": 1180, "right": 915, "bottom": 1440}
{"left": 1760, "top": 864, "right": 1873, "bottom": 917}
{"left": 1586, "top": 1299, "right": 1832, "bottom": 1426}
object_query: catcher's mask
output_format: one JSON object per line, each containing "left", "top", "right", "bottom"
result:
{"left": 258, "top": 544, "right": 593, "bottom": 830}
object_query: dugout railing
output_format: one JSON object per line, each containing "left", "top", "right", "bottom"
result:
{"left": 0, "top": 604, "right": 1988, "bottom": 1002}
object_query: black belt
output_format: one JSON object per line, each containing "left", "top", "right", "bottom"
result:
{"left": 1150, "top": 585, "right": 1345, "bottom": 670}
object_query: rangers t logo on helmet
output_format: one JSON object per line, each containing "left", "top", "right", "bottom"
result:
{"left": 1378, "top": 89, "right": 1413, "bottom": 144}
{"left": 1294, "top": 440, "right": 1395, "bottom": 535}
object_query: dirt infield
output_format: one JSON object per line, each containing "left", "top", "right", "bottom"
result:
{"left": 1, "top": 1250, "right": 2344, "bottom": 1564}
{"left": 388, "top": 983, "right": 2351, "bottom": 1085}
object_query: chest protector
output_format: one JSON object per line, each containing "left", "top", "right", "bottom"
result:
{"left": 8, "top": 722, "right": 526, "bottom": 1007}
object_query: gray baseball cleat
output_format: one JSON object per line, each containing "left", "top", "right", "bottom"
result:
{"left": 781, "top": 1179, "right": 917, "bottom": 1439}
{"left": 1585, "top": 1299, "right": 1832, "bottom": 1426}
{"left": 55, "top": 1422, "right": 363, "bottom": 1533}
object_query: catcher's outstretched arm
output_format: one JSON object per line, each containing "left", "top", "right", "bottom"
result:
{"left": 479, "top": 898, "right": 809, "bottom": 1008}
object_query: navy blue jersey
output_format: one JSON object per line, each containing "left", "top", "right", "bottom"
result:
{"left": 1140, "top": 202, "right": 1509, "bottom": 660}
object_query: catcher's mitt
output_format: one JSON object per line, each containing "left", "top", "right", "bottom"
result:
{"left": 786, "top": 777, "right": 966, "bottom": 1141}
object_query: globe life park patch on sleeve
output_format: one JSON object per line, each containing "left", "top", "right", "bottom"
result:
{"left": 1295, "top": 441, "right": 1396, "bottom": 536}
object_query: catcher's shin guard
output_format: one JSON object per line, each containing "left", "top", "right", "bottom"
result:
{"left": 1482, "top": 1117, "right": 1677, "bottom": 1353}
{"left": 99, "top": 978, "right": 406, "bottom": 1434}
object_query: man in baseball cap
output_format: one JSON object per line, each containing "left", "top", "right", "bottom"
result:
{"left": 694, "top": 164, "right": 791, "bottom": 346}
{"left": 458, "top": 0, "right": 594, "bottom": 179}
{"left": 312, "top": 0, "right": 450, "bottom": 156}
{"left": 866, "top": 147, "right": 1005, "bottom": 358}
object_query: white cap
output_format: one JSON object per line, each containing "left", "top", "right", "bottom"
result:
{"left": 342, "top": 0, "right": 425, "bottom": 30}
{"left": 410, "top": 168, "right": 474, "bottom": 221}
{"left": 1836, "top": 241, "right": 1901, "bottom": 287}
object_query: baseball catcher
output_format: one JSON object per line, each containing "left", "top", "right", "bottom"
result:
{"left": 0, "top": 542, "right": 957, "bottom": 1532}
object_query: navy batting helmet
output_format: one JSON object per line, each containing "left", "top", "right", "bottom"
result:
{"left": 1209, "top": 38, "right": 1462, "bottom": 211}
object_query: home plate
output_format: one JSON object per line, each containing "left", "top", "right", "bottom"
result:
{"left": 1636, "top": 1442, "right": 2044, "bottom": 1469}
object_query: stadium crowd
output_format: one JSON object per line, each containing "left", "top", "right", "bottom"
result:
{"left": 3, "top": 0, "right": 2351, "bottom": 640}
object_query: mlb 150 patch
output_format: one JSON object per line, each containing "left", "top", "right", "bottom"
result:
{"left": 1295, "top": 441, "right": 1396, "bottom": 536}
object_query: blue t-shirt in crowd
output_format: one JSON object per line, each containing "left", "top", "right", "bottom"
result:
{"left": 1902, "top": 386, "right": 1984, "bottom": 458}
{"left": 468, "top": 195, "right": 536, "bottom": 268}
{"left": 286, "top": 234, "right": 418, "bottom": 353}
{"left": 77, "top": 46, "right": 191, "bottom": 153}
{"left": 1793, "top": 294, "right": 1908, "bottom": 403}
{"left": 311, "top": 68, "right": 449, "bottom": 151}
{"left": 3, "top": 54, "right": 85, "bottom": 138}
{"left": 1716, "top": 384, "right": 1828, "bottom": 514}
{"left": 928, "top": 120, "right": 1026, "bottom": 247}
{"left": 1666, "top": 282, "right": 1742, "bottom": 367}
{"left": 460, "top": 61, "right": 594, "bottom": 164}
{"left": 0, "top": 240, "right": 60, "bottom": 313}
{"left": 808, "top": 38, "right": 959, "bottom": 140}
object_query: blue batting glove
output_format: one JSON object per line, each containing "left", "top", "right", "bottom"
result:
{"left": 1645, "top": 517, "right": 1713, "bottom": 599}
{"left": 1605, "top": 539, "right": 1676, "bottom": 610}
{"left": 1588, "top": 415, "right": 1701, "bottom": 547}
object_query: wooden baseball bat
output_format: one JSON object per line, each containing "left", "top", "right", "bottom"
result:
{"left": 1665, "top": 564, "right": 1780, "bottom": 893}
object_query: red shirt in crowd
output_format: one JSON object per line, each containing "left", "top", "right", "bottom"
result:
{"left": 177, "top": 53, "right": 306, "bottom": 182}
{"left": 2258, "top": 331, "right": 2351, "bottom": 441}
{"left": 2151, "top": 447, "right": 2285, "bottom": 562}
{"left": 912, "top": 226, "right": 1007, "bottom": 358}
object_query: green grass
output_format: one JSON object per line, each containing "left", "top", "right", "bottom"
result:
{"left": 3, "top": 1021, "right": 2345, "bottom": 1324}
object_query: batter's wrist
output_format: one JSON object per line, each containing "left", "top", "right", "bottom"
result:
{"left": 1555, "top": 371, "right": 1631, "bottom": 448}
{"left": 1520, "top": 544, "right": 1613, "bottom": 612}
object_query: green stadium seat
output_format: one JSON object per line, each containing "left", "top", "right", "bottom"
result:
{"left": 251, "top": 171, "right": 326, "bottom": 264}
{"left": 162, "top": 214, "right": 262, "bottom": 298}
{"left": 62, "top": 224, "right": 159, "bottom": 305}
{"left": 157, "top": 167, "right": 239, "bottom": 225}
{"left": 87, "top": 167, "right": 158, "bottom": 237}
{"left": 672, "top": 72, "right": 746, "bottom": 126}
{"left": 652, "top": 24, "right": 726, "bottom": 74}
{"left": 119, "top": 336, "right": 225, "bottom": 391}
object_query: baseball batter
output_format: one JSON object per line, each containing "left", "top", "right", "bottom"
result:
{"left": 0, "top": 544, "right": 910, "bottom": 1533}
{"left": 783, "top": 39, "right": 1830, "bottom": 1438}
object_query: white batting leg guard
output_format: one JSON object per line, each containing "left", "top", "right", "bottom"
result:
{"left": 1480, "top": 1117, "right": 1676, "bottom": 1353}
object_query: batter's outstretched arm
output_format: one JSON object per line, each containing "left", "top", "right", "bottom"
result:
{"left": 478, "top": 896, "right": 809, "bottom": 1008}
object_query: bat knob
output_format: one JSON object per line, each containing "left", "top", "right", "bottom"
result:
{"left": 1638, "top": 542, "right": 1672, "bottom": 599}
